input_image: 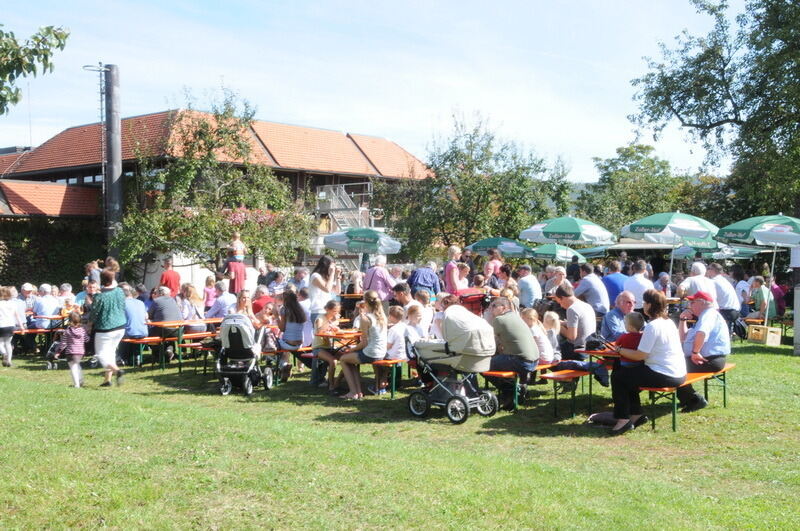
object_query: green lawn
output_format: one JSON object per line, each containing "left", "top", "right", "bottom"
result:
{"left": 1, "top": 343, "right": 798, "bottom": 529}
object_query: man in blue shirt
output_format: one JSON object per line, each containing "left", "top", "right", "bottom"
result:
{"left": 676, "top": 291, "right": 731, "bottom": 412}
{"left": 573, "top": 263, "right": 609, "bottom": 315}
{"left": 407, "top": 261, "right": 440, "bottom": 296}
{"left": 516, "top": 264, "right": 542, "bottom": 308}
{"left": 205, "top": 281, "right": 237, "bottom": 318}
{"left": 120, "top": 284, "right": 149, "bottom": 365}
{"left": 32, "top": 284, "right": 61, "bottom": 329}
{"left": 601, "top": 260, "right": 628, "bottom": 309}
{"left": 600, "top": 291, "right": 635, "bottom": 341}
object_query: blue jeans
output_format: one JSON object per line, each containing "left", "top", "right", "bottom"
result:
{"left": 487, "top": 354, "right": 538, "bottom": 394}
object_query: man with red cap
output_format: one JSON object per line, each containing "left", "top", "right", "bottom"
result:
{"left": 676, "top": 291, "right": 730, "bottom": 412}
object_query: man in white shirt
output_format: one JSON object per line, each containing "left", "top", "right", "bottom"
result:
{"left": 391, "top": 282, "right": 422, "bottom": 313}
{"left": 623, "top": 260, "right": 654, "bottom": 311}
{"left": 706, "top": 262, "right": 740, "bottom": 328}
{"left": 573, "top": 263, "right": 609, "bottom": 315}
{"left": 677, "top": 262, "right": 717, "bottom": 304}
{"left": 516, "top": 265, "right": 542, "bottom": 308}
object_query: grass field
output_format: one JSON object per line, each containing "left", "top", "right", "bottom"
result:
{"left": 1, "top": 342, "right": 799, "bottom": 529}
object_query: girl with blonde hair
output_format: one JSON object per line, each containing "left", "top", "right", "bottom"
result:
{"left": 338, "top": 290, "right": 387, "bottom": 399}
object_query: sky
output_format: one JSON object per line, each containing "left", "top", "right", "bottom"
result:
{"left": 2, "top": 0, "right": 744, "bottom": 182}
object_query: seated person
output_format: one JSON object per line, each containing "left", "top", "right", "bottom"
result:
{"left": 205, "top": 281, "right": 237, "bottom": 318}
{"left": 573, "top": 263, "right": 609, "bottom": 315}
{"left": 616, "top": 312, "right": 646, "bottom": 367}
{"left": 486, "top": 297, "right": 539, "bottom": 410}
{"left": 600, "top": 291, "right": 636, "bottom": 341}
{"left": 311, "top": 300, "right": 341, "bottom": 394}
{"left": 553, "top": 282, "right": 596, "bottom": 361}
{"left": 371, "top": 306, "right": 407, "bottom": 395}
{"left": 33, "top": 284, "right": 61, "bottom": 329}
{"left": 147, "top": 286, "right": 182, "bottom": 338}
{"left": 747, "top": 276, "right": 776, "bottom": 320}
{"left": 268, "top": 271, "right": 288, "bottom": 296}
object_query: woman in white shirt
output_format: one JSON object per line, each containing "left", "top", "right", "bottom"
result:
{"left": 609, "top": 289, "right": 686, "bottom": 435}
{"left": 308, "top": 256, "right": 339, "bottom": 326}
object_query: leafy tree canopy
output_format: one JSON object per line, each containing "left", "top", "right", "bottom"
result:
{"left": 575, "top": 144, "right": 688, "bottom": 233}
{"left": 113, "top": 91, "right": 314, "bottom": 270}
{"left": 373, "top": 116, "right": 571, "bottom": 260}
{"left": 0, "top": 25, "right": 69, "bottom": 115}
{"left": 630, "top": 0, "right": 800, "bottom": 217}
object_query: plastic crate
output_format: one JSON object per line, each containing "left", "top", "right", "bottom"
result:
{"left": 747, "top": 324, "right": 781, "bottom": 346}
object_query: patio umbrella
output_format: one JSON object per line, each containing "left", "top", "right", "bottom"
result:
{"left": 519, "top": 216, "right": 616, "bottom": 245}
{"left": 716, "top": 213, "right": 800, "bottom": 322}
{"left": 465, "top": 237, "right": 535, "bottom": 258}
{"left": 672, "top": 243, "right": 762, "bottom": 260}
{"left": 323, "top": 228, "right": 402, "bottom": 254}
{"left": 530, "top": 243, "right": 586, "bottom": 263}
{"left": 620, "top": 211, "right": 719, "bottom": 276}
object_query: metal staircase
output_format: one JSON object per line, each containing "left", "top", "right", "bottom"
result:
{"left": 312, "top": 183, "right": 375, "bottom": 271}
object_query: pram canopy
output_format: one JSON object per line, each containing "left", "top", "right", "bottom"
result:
{"left": 220, "top": 313, "right": 259, "bottom": 356}
{"left": 441, "top": 305, "right": 495, "bottom": 357}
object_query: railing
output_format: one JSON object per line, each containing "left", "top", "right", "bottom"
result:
{"left": 315, "top": 184, "right": 373, "bottom": 232}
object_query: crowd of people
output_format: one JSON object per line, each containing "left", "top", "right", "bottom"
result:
{"left": 1, "top": 238, "right": 791, "bottom": 434}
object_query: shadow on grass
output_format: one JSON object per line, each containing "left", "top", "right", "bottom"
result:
{"left": 731, "top": 344, "right": 797, "bottom": 356}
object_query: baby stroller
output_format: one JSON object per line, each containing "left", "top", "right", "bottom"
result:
{"left": 216, "top": 314, "right": 269, "bottom": 396}
{"left": 407, "top": 305, "right": 499, "bottom": 424}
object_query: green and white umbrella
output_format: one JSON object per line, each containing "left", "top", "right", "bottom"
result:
{"left": 466, "top": 237, "right": 535, "bottom": 258}
{"left": 620, "top": 211, "right": 719, "bottom": 275}
{"left": 716, "top": 213, "right": 800, "bottom": 322}
{"left": 530, "top": 243, "right": 586, "bottom": 263}
{"left": 323, "top": 228, "right": 402, "bottom": 254}
{"left": 519, "top": 216, "right": 616, "bottom": 245}
{"left": 672, "top": 243, "right": 762, "bottom": 260}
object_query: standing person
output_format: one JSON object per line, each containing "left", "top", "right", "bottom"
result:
{"left": 677, "top": 291, "right": 731, "bottom": 412}
{"left": 706, "top": 263, "right": 740, "bottom": 329}
{"left": 609, "top": 289, "right": 686, "bottom": 435}
{"left": 363, "top": 255, "right": 396, "bottom": 311}
{"left": 89, "top": 270, "right": 127, "bottom": 386}
{"left": 55, "top": 311, "right": 89, "bottom": 387}
{"left": 407, "top": 261, "right": 440, "bottom": 296}
{"left": 573, "top": 263, "right": 610, "bottom": 315}
{"left": 566, "top": 255, "right": 581, "bottom": 283}
{"left": 159, "top": 257, "right": 181, "bottom": 297}
{"left": 443, "top": 245, "right": 462, "bottom": 294}
{"left": 731, "top": 264, "right": 751, "bottom": 316}
{"left": 623, "top": 260, "right": 654, "bottom": 312}
{"left": 0, "top": 286, "right": 26, "bottom": 367}
{"left": 601, "top": 260, "right": 628, "bottom": 307}
{"left": 461, "top": 248, "right": 477, "bottom": 285}
{"left": 203, "top": 276, "right": 217, "bottom": 312}
{"left": 338, "top": 290, "right": 388, "bottom": 400}
{"left": 308, "top": 255, "right": 339, "bottom": 326}
{"left": 516, "top": 265, "right": 542, "bottom": 309}
{"left": 483, "top": 249, "right": 503, "bottom": 278}
{"left": 224, "top": 253, "right": 247, "bottom": 295}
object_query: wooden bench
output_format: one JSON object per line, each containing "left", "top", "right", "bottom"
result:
{"left": 122, "top": 336, "right": 163, "bottom": 368}
{"left": 481, "top": 362, "right": 557, "bottom": 411}
{"left": 371, "top": 358, "right": 406, "bottom": 398}
{"left": 640, "top": 363, "right": 736, "bottom": 431}
{"left": 540, "top": 369, "right": 590, "bottom": 417}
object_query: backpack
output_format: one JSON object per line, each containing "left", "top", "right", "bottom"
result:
{"left": 732, "top": 317, "right": 748, "bottom": 340}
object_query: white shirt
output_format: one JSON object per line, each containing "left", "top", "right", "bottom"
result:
{"left": 710, "top": 275, "right": 739, "bottom": 310}
{"left": 679, "top": 275, "right": 717, "bottom": 305}
{"left": 734, "top": 280, "right": 750, "bottom": 305}
{"left": 308, "top": 272, "right": 332, "bottom": 314}
{"left": 637, "top": 318, "right": 687, "bottom": 379}
{"left": 530, "top": 324, "right": 554, "bottom": 363}
{"left": 623, "top": 274, "right": 654, "bottom": 309}
{"left": 573, "top": 273, "right": 609, "bottom": 314}
{"left": 299, "top": 299, "right": 313, "bottom": 347}
{"left": 419, "top": 306, "right": 434, "bottom": 337}
{"left": 386, "top": 321, "right": 408, "bottom": 360}
{"left": 517, "top": 275, "right": 543, "bottom": 308}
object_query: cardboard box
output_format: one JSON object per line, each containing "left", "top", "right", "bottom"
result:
{"left": 748, "top": 324, "right": 781, "bottom": 346}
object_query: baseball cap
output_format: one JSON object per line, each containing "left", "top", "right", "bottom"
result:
{"left": 21, "top": 282, "right": 34, "bottom": 291}
{"left": 686, "top": 291, "right": 713, "bottom": 302}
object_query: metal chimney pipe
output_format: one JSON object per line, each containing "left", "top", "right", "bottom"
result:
{"left": 104, "top": 64, "right": 122, "bottom": 247}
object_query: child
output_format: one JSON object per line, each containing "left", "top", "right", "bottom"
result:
{"left": 371, "top": 306, "right": 406, "bottom": 395}
{"left": 229, "top": 231, "right": 246, "bottom": 261}
{"left": 312, "top": 300, "right": 341, "bottom": 393}
{"left": 203, "top": 275, "right": 216, "bottom": 312}
{"left": 351, "top": 300, "right": 366, "bottom": 329}
{"left": 414, "top": 290, "right": 434, "bottom": 336}
{"left": 430, "top": 292, "right": 449, "bottom": 340}
{"left": 542, "top": 311, "right": 562, "bottom": 363}
{"left": 521, "top": 308, "right": 555, "bottom": 364}
{"left": 56, "top": 311, "right": 89, "bottom": 387}
{"left": 404, "top": 304, "right": 425, "bottom": 349}
{"left": 616, "top": 311, "right": 645, "bottom": 367}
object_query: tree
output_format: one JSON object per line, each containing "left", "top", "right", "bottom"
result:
{"left": 630, "top": 0, "right": 800, "bottom": 218}
{"left": 113, "top": 91, "right": 314, "bottom": 271}
{"left": 0, "top": 25, "right": 69, "bottom": 115}
{"left": 575, "top": 144, "right": 686, "bottom": 233}
{"left": 373, "top": 116, "right": 571, "bottom": 260}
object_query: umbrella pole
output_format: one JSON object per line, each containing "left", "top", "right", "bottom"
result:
{"left": 668, "top": 247, "right": 675, "bottom": 278}
{"left": 765, "top": 244, "right": 777, "bottom": 324}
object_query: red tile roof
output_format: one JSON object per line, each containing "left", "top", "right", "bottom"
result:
{"left": 4, "top": 110, "right": 431, "bottom": 179}
{"left": 11, "top": 111, "right": 175, "bottom": 175}
{"left": 347, "top": 134, "right": 431, "bottom": 179}
{"left": 0, "top": 181, "right": 100, "bottom": 217}
{"left": 251, "top": 121, "right": 379, "bottom": 175}
{"left": 0, "top": 152, "right": 28, "bottom": 175}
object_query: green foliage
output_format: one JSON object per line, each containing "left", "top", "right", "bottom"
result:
{"left": 373, "top": 117, "right": 571, "bottom": 260}
{"left": 113, "top": 91, "right": 314, "bottom": 270}
{"left": 631, "top": 0, "right": 800, "bottom": 217}
{"left": 0, "top": 218, "right": 103, "bottom": 287}
{"left": 0, "top": 25, "right": 69, "bottom": 115}
{"left": 575, "top": 144, "right": 686, "bottom": 233}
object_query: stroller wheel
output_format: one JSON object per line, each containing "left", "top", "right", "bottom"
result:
{"left": 45, "top": 361, "right": 53, "bottom": 370}
{"left": 476, "top": 391, "right": 499, "bottom": 417}
{"left": 407, "top": 391, "right": 431, "bottom": 418}
{"left": 445, "top": 396, "right": 470, "bottom": 424}
{"left": 243, "top": 375, "right": 254, "bottom": 396}
{"left": 89, "top": 357, "right": 99, "bottom": 369}
{"left": 219, "top": 377, "right": 232, "bottom": 396}
{"left": 262, "top": 367, "right": 274, "bottom": 390}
